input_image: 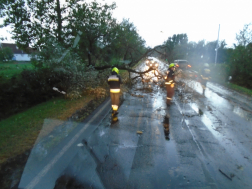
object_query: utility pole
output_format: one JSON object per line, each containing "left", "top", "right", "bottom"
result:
{"left": 215, "top": 24, "right": 220, "bottom": 65}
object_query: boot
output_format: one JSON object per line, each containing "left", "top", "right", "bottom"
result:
{"left": 112, "top": 110, "right": 118, "bottom": 115}
{"left": 166, "top": 100, "right": 171, "bottom": 106}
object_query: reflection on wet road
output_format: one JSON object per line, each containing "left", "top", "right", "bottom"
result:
{"left": 175, "top": 72, "right": 252, "bottom": 188}
{"left": 19, "top": 58, "right": 252, "bottom": 189}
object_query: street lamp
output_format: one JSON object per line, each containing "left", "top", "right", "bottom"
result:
{"left": 215, "top": 24, "right": 220, "bottom": 66}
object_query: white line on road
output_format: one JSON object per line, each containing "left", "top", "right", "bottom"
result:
{"left": 25, "top": 100, "right": 110, "bottom": 189}
{"left": 173, "top": 97, "right": 204, "bottom": 156}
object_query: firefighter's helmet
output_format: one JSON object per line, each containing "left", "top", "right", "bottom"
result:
{"left": 169, "top": 63, "right": 175, "bottom": 68}
{"left": 112, "top": 67, "right": 119, "bottom": 74}
{"left": 204, "top": 63, "right": 209, "bottom": 67}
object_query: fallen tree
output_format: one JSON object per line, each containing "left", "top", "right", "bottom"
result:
{"left": 94, "top": 44, "right": 167, "bottom": 81}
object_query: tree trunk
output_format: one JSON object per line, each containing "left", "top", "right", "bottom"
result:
{"left": 56, "top": 0, "right": 62, "bottom": 43}
{"left": 88, "top": 52, "right": 92, "bottom": 66}
{"left": 123, "top": 48, "right": 129, "bottom": 60}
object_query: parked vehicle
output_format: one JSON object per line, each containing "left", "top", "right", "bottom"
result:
{"left": 174, "top": 60, "right": 191, "bottom": 69}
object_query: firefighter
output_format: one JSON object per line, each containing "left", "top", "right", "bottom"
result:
{"left": 165, "top": 63, "right": 176, "bottom": 105}
{"left": 108, "top": 67, "right": 122, "bottom": 115}
{"left": 200, "top": 63, "right": 211, "bottom": 95}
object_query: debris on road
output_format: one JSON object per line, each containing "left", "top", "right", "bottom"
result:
{"left": 77, "top": 143, "right": 84, "bottom": 147}
{"left": 219, "top": 169, "right": 234, "bottom": 181}
{"left": 237, "top": 165, "right": 244, "bottom": 170}
{"left": 131, "top": 94, "right": 144, "bottom": 98}
{"left": 207, "top": 106, "right": 212, "bottom": 111}
{"left": 199, "top": 109, "right": 204, "bottom": 116}
{"left": 137, "top": 131, "right": 143, "bottom": 134}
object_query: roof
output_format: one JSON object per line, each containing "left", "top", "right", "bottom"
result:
{"left": 119, "top": 60, "right": 131, "bottom": 64}
{"left": 174, "top": 59, "right": 188, "bottom": 61}
{"left": 0, "top": 43, "right": 36, "bottom": 54}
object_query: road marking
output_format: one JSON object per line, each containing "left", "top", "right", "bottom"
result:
{"left": 173, "top": 97, "right": 204, "bottom": 156}
{"left": 77, "top": 143, "right": 84, "bottom": 147}
{"left": 26, "top": 100, "right": 110, "bottom": 189}
{"left": 173, "top": 97, "right": 183, "bottom": 114}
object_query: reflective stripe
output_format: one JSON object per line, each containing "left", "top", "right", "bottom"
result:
{"left": 204, "top": 68, "right": 210, "bottom": 74}
{"left": 201, "top": 75, "right": 209, "bottom": 80}
{"left": 110, "top": 89, "right": 120, "bottom": 93}
{"left": 108, "top": 78, "right": 119, "bottom": 81}
{"left": 171, "top": 83, "right": 175, "bottom": 88}
{"left": 165, "top": 81, "right": 174, "bottom": 85}
{"left": 108, "top": 75, "right": 119, "bottom": 82}
{"left": 167, "top": 97, "right": 172, "bottom": 100}
{"left": 112, "top": 117, "right": 118, "bottom": 121}
{"left": 112, "top": 105, "right": 118, "bottom": 111}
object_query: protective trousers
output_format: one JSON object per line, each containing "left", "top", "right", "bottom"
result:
{"left": 201, "top": 79, "right": 207, "bottom": 89}
{"left": 200, "top": 76, "right": 208, "bottom": 94}
{"left": 166, "top": 84, "right": 174, "bottom": 105}
{"left": 110, "top": 91, "right": 120, "bottom": 112}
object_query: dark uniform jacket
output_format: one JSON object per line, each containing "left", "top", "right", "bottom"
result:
{"left": 201, "top": 67, "right": 211, "bottom": 80}
{"left": 167, "top": 69, "right": 175, "bottom": 81}
{"left": 107, "top": 72, "right": 122, "bottom": 89}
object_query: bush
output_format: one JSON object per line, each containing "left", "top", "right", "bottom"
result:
{"left": 0, "top": 47, "right": 14, "bottom": 62}
{"left": 228, "top": 44, "right": 252, "bottom": 89}
{"left": 0, "top": 44, "right": 112, "bottom": 119}
{"left": 0, "top": 68, "right": 70, "bottom": 120}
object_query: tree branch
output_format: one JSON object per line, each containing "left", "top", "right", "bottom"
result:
{"left": 154, "top": 48, "right": 166, "bottom": 56}
{"left": 128, "top": 45, "right": 165, "bottom": 67}
{"left": 94, "top": 65, "right": 156, "bottom": 74}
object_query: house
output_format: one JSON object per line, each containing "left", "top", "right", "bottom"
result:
{"left": 0, "top": 43, "right": 35, "bottom": 61}
{"left": 119, "top": 59, "right": 131, "bottom": 64}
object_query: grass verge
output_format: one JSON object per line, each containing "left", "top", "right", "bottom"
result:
{"left": 207, "top": 64, "right": 252, "bottom": 97}
{"left": 0, "top": 59, "right": 142, "bottom": 164}
{"left": 0, "top": 62, "right": 33, "bottom": 82}
{"left": 224, "top": 83, "right": 252, "bottom": 97}
{"left": 0, "top": 95, "right": 94, "bottom": 164}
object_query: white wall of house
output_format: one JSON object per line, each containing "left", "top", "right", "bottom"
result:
{"left": 12, "top": 54, "right": 31, "bottom": 61}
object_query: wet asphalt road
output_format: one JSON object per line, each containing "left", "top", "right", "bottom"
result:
{"left": 19, "top": 58, "right": 252, "bottom": 189}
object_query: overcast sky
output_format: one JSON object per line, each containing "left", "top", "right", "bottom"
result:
{"left": 1, "top": 0, "right": 251, "bottom": 47}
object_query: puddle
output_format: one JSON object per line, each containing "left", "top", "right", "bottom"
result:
{"left": 233, "top": 106, "right": 252, "bottom": 122}
{"left": 179, "top": 79, "right": 252, "bottom": 123}
{"left": 163, "top": 115, "right": 170, "bottom": 140}
{"left": 190, "top": 103, "right": 204, "bottom": 116}
{"left": 188, "top": 103, "right": 221, "bottom": 138}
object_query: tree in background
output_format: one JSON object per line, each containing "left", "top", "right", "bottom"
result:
{"left": 236, "top": 23, "right": 252, "bottom": 46}
{"left": 1, "top": 0, "right": 147, "bottom": 67}
{"left": 228, "top": 43, "right": 252, "bottom": 88}
{"left": 110, "top": 19, "right": 146, "bottom": 62}
{"left": 0, "top": 0, "right": 87, "bottom": 51}
{"left": 162, "top": 34, "right": 188, "bottom": 62}
{"left": 161, "top": 34, "right": 228, "bottom": 65}
{"left": 66, "top": 1, "right": 117, "bottom": 66}
{"left": 0, "top": 47, "right": 13, "bottom": 61}
{"left": 227, "top": 23, "right": 252, "bottom": 88}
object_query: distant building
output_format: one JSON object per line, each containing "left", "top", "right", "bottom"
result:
{"left": 0, "top": 43, "right": 36, "bottom": 61}
{"left": 119, "top": 59, "right": 131, "bottom": 64}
